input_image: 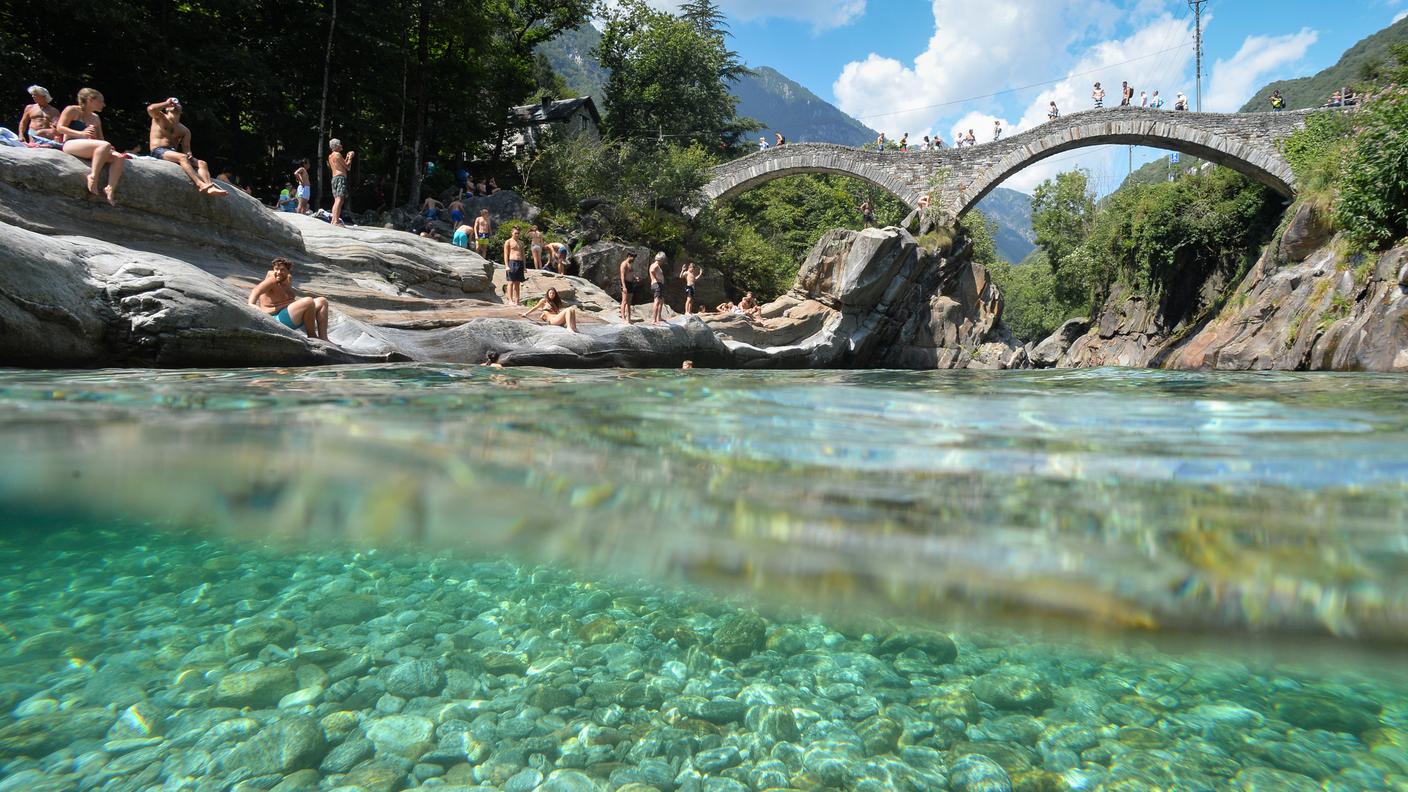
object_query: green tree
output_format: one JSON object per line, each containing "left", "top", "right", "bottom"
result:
{"left": 1336, "top": 88, "right": 1408, "bottom": 250}
{"left": 1030, "top": 170, "right": 1097, "bottom": 305}
{"left": 597, "top": 0, "right": 756, "bottom": 149}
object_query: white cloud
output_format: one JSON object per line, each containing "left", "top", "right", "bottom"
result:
{"left": 1394, "top": 10, "right": 1407, "bottom": 23}
{"left": 1205, "top": 29, "right": 1318, "bottom": 112}
{"left": 832, "top": 2, "right": 1195, "bottom": 139}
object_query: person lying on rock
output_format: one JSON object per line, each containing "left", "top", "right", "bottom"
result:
{"left": 147, "top": 98, "right": 227, "bottom": 197}
{"left": 738, "top": 292, "right": 763, "bottom": 320}
{"left": 520, "top": 287, "right": 580, "bottom": 333}
{"left": 57, "top": 88, "right": 125, "bottom": 206}
{"left": 248, "top": 257, "right": 330, "bottom": 341}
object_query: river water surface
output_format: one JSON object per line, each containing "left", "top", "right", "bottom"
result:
{"left": 1, "top": 366, "right": 1405, "bottom": 790}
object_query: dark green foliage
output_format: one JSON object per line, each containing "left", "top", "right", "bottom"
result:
{"left": 985, "top": 251, "right": 1077, "bottom": 343}
{"left": 0, "top": 0, "right": 588, "bottom": 202}
{"left": 1280, "top": 111, "right": 1354, "bottom": 193}
{"left": 1031, "top": 170, "right": 1097, "bottom": 306}
{"left": 988, "top": 168, "right": 1279, "bottom": 343}
{"left": 1241, "top": 16, "right": 1408, "bottom": 111}
{"left": 597, "top": 0, "right": 756, "bottom": 150}
{"left": 1337, "top": 89, "right": 1408, "bottom": 250}
{"left": 688, "top": 174, "right": 908, "bottom": 300}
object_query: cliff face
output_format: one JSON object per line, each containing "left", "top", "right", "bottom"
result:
{"left": 1029, "top": 202, "right": 1408, "bottom": 373}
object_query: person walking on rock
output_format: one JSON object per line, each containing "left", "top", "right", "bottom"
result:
{"left": 328, "top": 139, "right": 354, "bottom": 226}
{"left": 57, "top": 88, "right": 125, "bottom": 206}
{"left": 649, "top": 252, "right": 667, "bottom": 326}
{"left": 618, "top": 253, "right": 637, "bottom": 322}
{"left": 147, "top": 98, "right": 227, "bottom": 197}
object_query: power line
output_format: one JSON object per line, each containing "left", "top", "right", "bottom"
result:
{"left": 852, "top": 41, "right": 1193, "bottom": 122}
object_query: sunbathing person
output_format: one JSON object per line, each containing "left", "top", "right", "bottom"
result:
{"left": 520, "top": 287, "right": 580, "bottom": 333}
{"left": 18, "top": 85, "right": 60, "bottom": 145}
{"left": 56, "top": 88, "right": 125, "bottom": 205}
{"left": 738, "top": 292, "right": 763, "bottom": 320}
{"left": 248, "top": 257, "right": 330, "bottom": 341}
{"left": 147, "top": 98, "right": 227, "bottom": 196}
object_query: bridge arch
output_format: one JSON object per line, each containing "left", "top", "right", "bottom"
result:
{"left": 700, "top": 144, "right": 927, "bottom": 211}
{"left": 945, "top": 112, "right": 1300, "bottom": 219}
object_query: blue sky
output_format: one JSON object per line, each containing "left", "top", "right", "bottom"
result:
{"left": 652, "top": 0, "right": 1408, "bottom": 193}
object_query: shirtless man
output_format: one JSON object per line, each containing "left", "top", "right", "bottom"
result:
{"left": 549, "top": 241, "right": 569, "bottom": 274}
{"left": 328, "top": 138, "right": 354, "bottom": 226}
{"left": 618, "top": 253, "right": 637, "bottom": 322}
{"left": 248, "top": 257, "right": 330, "bottom": 340}
{"left": 147, "top": 98, "right": 227, "bottom": 197}
{"left": 473, "top": 209, "right": 492, "bottom": 256}
{"left": 503, "top": 225, "right": 527, "bottom": 306}
{"left": 293, "top": 159, "right": 311, "bottom": 213}
{"left": 649, "top": 252, "right": 667, "bottom": 325}
{"left": 421, "top": 196, "right": 443, "bottom": 222}
{"left": 679, "top": 261, "right": 702, "bottom": 315}
{"left": 448, "top": 198, "right": 465, "bottom": 227}
{"left": 528, "top": 226, "right": 546, "bottom": 269}
{"left": 18, "top": 85, "right": 60, "bottom": 145}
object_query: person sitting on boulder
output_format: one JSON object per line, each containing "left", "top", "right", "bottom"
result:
{"left": 147, "top": 98, "right": 227, "bottom": 197}
{"left": 421, "top": 196, "right": 443, "bottom": 222}
{"left": 520, "top": 287, "right": 580, "bottom": 333}
{"left": 248, "top": 257, "right": 330, "bottom": 341}
{"left": 18, "top": 85, "right": 61, "bottom": 146}
{"left": 56, "top": 87, "right": 126, "bottom": 206}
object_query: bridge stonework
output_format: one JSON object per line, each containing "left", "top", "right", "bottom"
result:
{"left": 702, "top": 108, "right": 1311, "bottom": 221}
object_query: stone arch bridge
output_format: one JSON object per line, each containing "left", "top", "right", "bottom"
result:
{"left": 702, "top": 108, "right": 1312, "bottom": 221}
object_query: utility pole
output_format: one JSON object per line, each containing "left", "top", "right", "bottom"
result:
{"left": 1188, "top": 0, "right": 1206, "bottom": 112}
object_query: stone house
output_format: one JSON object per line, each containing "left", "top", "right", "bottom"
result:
{"left": 506, "top": 96, "right": 601, "bottom": 157}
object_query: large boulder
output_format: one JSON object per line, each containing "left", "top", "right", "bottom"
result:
{"left": 1030, "top": 318, "right": 1091, "bottom": 368}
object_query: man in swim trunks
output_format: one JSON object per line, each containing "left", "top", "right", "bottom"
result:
{"left": 529, "top": 226, "right": 546, "bottom": 269}
{"left": 148, "top": 98, "right": 227, "bottom": 197}
{"left": 503, "top": 225, "right": 527, "bottom": 307}
{"left": 452, "top": 222, "right": 473, "bottom": 248}
{"left": 328, "top": 138, "right": 354, "bottom": 226}
{"left": 549, "top": 241, "right": 569, "bottom": 274}
{"left": 421, "top": 196, "right": 443, "bottom": 222}
{"left": 619, "top": 253, "right": 637, "bottom": 322}
{"left": 248, "top": 257, "right": 330, "bottom": 340}
{"left": 448, "top": 198, "right": 464, "bottom": 226}
{"left": 649, "top": 252, "right": 667, "bottom": 325}
{"left": 474, "top": 209, "right": 492, "bottom": 256}
{"left": 293, "top": 158, "right": 311, "bottom": 213}
{"left": 679, "top": 261, "right": 702, "bottom": 315}
{"left": 18, "top": 85, "right": 60, "bottom": 146}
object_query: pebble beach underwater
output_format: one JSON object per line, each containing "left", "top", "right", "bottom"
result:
{"left": 1, "top": 365, "right": 1407, "bottom": 791}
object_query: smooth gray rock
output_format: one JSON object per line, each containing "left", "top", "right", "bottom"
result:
{"left": 1030, "top": 318, "right": 1091, "bottom": 368}
{"left": 227, "top": 716, "right": 327, "bottom": 775}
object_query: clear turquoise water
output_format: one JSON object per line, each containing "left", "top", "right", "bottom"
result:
{"left": 1, "top": 366, "right": 1406, "bottom": 790}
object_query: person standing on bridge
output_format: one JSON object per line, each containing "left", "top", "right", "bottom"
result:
{"left": 899, "top": 133, "right": 908, "bottom": 152}
{"left": 1121, "top": 81, "right": 1133, "bottom": 107}
{"left": 875, "top": 132, "right": 886, "bottom": 151}
{"left": 1151, "top": 90, "right": 1165, "bottom": 109}
{"left": 993, "top": 120, "right": 1002, "bottom": 141}
{"left": 1048, "top": 101, "right": 1060, "bottom": 120}
{"left": 965, "top": 129, "right": 977, "bottom": 147}
{"left": 1175, "top": 92, "right": 1189, "bottom": 111}
{"left": 775, "top": 132, "right": 785, "bottom": 147}
{"left": 1092, "top": 82, "right": 1106, "bottom": 108}
{"left": 1140, "top": 91, "right": 1148, "bottom": 107}
{"left": 758, "top": 136, "right": 769, "bottom": 152}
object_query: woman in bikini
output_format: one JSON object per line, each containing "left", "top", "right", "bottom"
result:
{"left": 56, "top": 88, "right": 125, "bottom": 206}
{"left": 520, "top": 287, "right": 580, "bottom": 333}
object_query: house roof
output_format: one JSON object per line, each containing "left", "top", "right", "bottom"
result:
{"left": 509, "top": 96, "right": 601, "bottom": 128}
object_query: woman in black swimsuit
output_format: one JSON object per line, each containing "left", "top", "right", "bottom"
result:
{"left": 520, "top": 287, "right": 580, "bottom": 333}
{"left": 57, "top": 88, "right": 125, "bottom": 205}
